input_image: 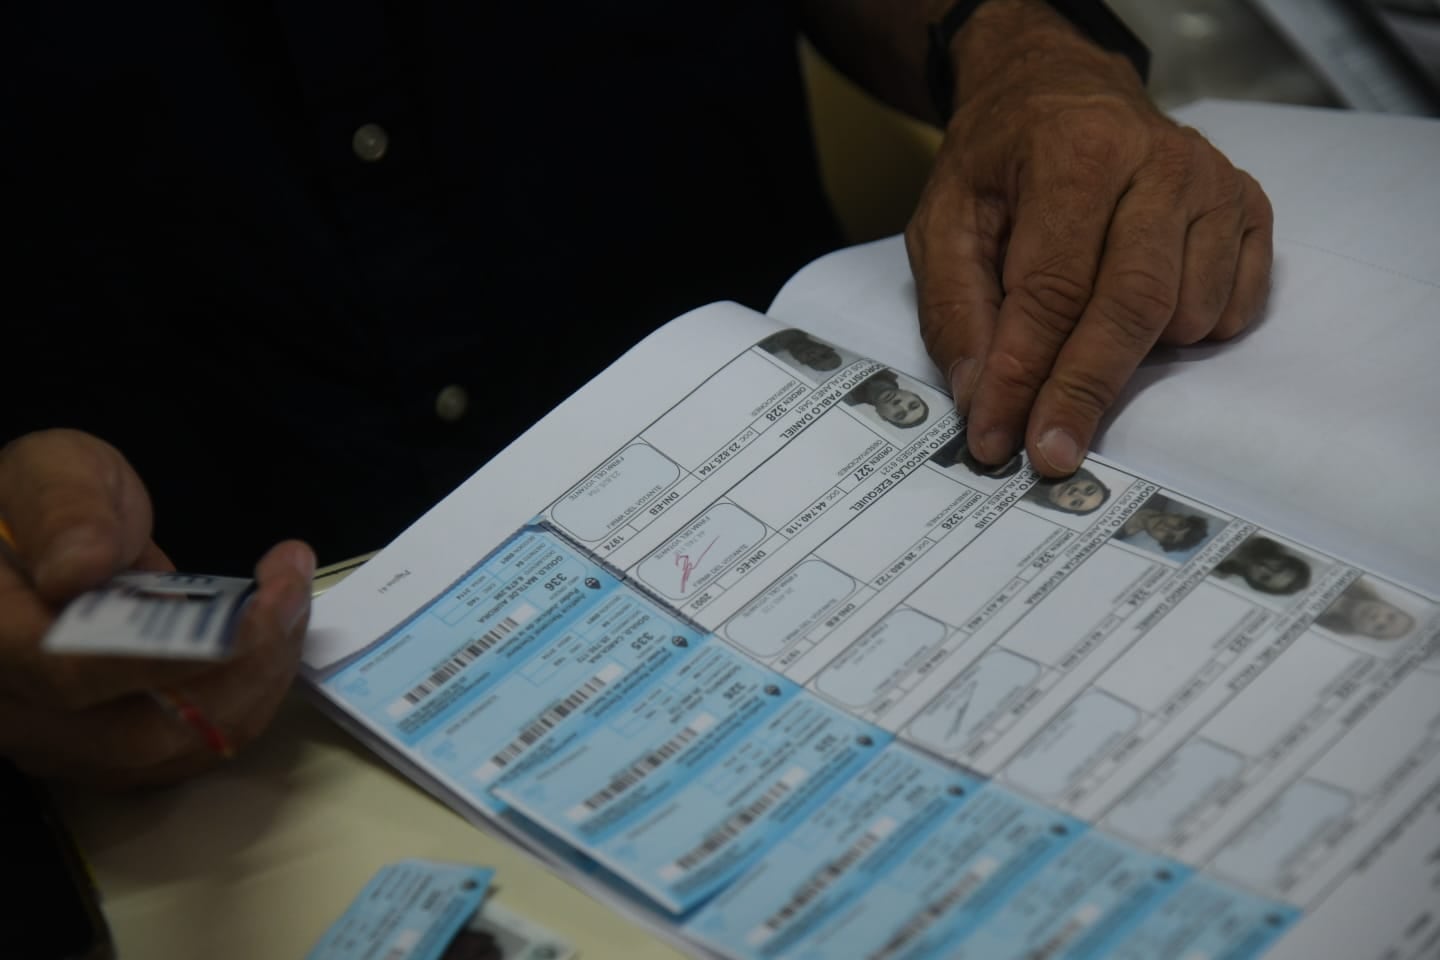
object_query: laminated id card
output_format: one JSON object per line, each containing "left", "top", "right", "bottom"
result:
{"left": 43, "top": 571, "right": 255, "bottom": 661}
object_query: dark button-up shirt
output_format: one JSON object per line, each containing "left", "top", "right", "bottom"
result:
{"left": 5, "top": 2, "right": 842, "bottom": 570}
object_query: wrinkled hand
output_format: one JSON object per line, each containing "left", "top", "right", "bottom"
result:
{"left": 907, "top": 0, "right": 1273, "bottom": 475}
{"left": 0, "top": 429, "right": 314, "bottom": 787}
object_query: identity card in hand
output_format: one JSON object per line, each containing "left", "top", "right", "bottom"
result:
{"left": 43, "top": 571, "right": 255, "bottom": 661}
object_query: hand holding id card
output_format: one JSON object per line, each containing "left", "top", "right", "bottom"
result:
{"left": 0, "top": 432, "right": 315, "bottom": 783}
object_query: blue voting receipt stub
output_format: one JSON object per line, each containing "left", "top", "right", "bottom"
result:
{"left": 306, "top": 860, "right": 494, "bottom": 960}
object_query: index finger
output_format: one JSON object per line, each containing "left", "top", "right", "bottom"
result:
{"left": 965, "top": 149, "right": 1130, "bottom": 465}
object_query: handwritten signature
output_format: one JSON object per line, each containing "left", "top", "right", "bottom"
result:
{"left": 676, "top": 536, "right": 719, "bottom": 594}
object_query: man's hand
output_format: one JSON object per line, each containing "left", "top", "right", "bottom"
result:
{"left": 906, "top": 0, "right": 1273, "bottom": 475}
{"left": 0, "top": 429, "right": 314, "bottom": 787}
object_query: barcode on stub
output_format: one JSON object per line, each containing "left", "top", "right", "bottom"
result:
{"left": 747, "top": 816, "right": 897, "bottom": 946}
{"left": 659, "top": 766, "right": 808, "bottom": 882}
{"left": 566, "top": 712, "right": 718, "bottom": 822}
{"left": 387, "top": 604, "right": 537, "bottom": 718}
{"left": 474, "top": 663, "right": 625, "bottom": 782}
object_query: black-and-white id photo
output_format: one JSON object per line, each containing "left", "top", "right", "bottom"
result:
{"left": 1021, "top": 459, "right": 1137, "bottom": 526}
{"left": 756, "top": 329, "right": 858, "bottom": 385}
{"left": 1209, "top": 533, "right": 1323, "bottom": 604}
{"left": 842, "top": 367, "right": 939, "bottom": 443}
{"left": 1112, "top": 492, "right": 1226, "bottom": 562}
{"left": 1315, "top": 576, "right": 1433, "bottom": 648}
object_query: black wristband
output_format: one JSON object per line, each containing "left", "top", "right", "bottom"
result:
{"left": 925, "top": 0, "right": 1152, "bottom": 123}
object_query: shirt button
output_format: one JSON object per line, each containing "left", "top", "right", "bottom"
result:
{"left": 351, "top": 123, "right": 389, "bottom": 162}
{"left": 434, "top": 384, "right": 469, "bottom": 422}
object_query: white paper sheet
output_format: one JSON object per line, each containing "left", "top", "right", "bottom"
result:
{"left": 767, "top": 100, "right": 1440, "bottom": 596}
{"left": 305, "top": 278, "right": 1440, "bottom": 959}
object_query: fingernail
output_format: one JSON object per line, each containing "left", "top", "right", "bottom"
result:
{"left": 977, "top": 428, "right": 1014, "bottom": 464}
{"left": 1037, "top": 427, "right": 1082, "bottom": 474}
{"left": 949, "top": 358, "right": 981, "bottom": 413}
{"left": 281, "top": 581, "right": 312, "bottom": 634}
{"left": 285, "top": 548, "right": 316, "bottom": 632}
{"left": 290, "top": 545, "right": 317, "bottom": 582}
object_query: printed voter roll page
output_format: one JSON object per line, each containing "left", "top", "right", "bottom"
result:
{"left": 303, "top": 305, "right": 1440, "bottom": 960}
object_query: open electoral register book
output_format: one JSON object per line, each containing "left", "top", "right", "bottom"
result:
{"left": 301, "top": 102, "right": 1440, "bottom": 960}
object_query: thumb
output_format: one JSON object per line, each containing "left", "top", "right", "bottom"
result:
{"left": 0, "top": 429, "right": 156, "bottom": 604}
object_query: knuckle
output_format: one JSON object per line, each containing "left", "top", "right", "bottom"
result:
{"left": 1244, "top": 173, "right": 1275, "bottom": 226}
{"left": 903, "top": 212, "right": 928, "bottom": 257}
{"left": 1192, "top": 156, "right": 1253, "bottom": 225}
{"left": 904, "top": 222, "right": 920, "bottom": 258}
{"left": 1160, "top": 309, "right": 1214, "bottom": 346}
{"left": 1156, "top": 125, "right": 1208, "bottom": 163}
{"left": 916, "top": 298, "right": 967, "bottom": 356}
{"left": 1215, "top": 164, "right": 1246, "bottom": 207}
{"left": 982, "top": 348, "right": 1047, "bottom": 397}
{"left": 1092, "top": 271, "right": 1176, "bottom": 349}
{"left": 1214, "top": 293, "right": 1265, "bottom": 342}
{"left": 1198, "top": 164, "right": 1246, "bottom": 221}
{"left": 1049, "top": 367, "right": 1120, "bottom": 422}
{"left": 1209, "top": 314, "right": 1249, "bottom": 342}
{"left": 1009, "top": 268, "right": 1093, "bottom": 338}
{"left": 1063, "top": 123, "right": 1121, "bottom": 175}
{"left": 906, "top": 169, "right": 964, "bottom": 243}
{"left": 916, "top": 286, "right": 1002, "bottom": 365}
{"left": 1142, "top": 129, "right": 1210, "bottom": 196}
{"left": 915, "top": 290, "right": 996, "bottom": 355}
{"left": 1047, "top": 108, "right": 1135, "bottom": 177}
